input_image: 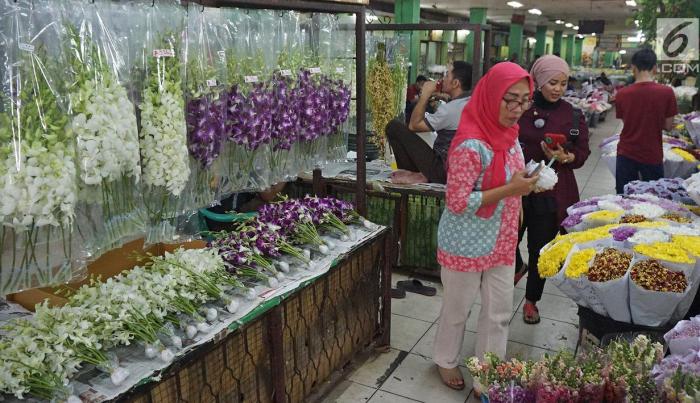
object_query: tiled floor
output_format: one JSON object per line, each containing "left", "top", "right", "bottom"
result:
{"left": 322, "top": 112, "right": 624, "bottom": 402}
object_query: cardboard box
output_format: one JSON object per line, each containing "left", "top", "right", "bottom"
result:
{"left": 7, "top": 239, "right": 207, "bottom": 311}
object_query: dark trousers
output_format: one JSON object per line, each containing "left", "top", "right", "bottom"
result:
{"left": 615, "top": 154, "right": 664, "bottom": 194}
{"left": 520, "top": 197, "right": 561, "bottom": 303}
{"left": 385, "top": 119, "right": 447, "bottom": 184}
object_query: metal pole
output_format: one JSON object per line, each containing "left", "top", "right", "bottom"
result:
{"left": 472, "top": 26, "right": 482, "bottom": 87}
{"left": 380, "top": 231, "right": 392, "bottom": 347}
{"left": 355, "top": 9, "right": 367, "bottom": 216}
{"left": 483, "top": 27, "right": 492, "bottom": 74}
{"left": 268, "top": 306, "right": 286, "bottom": 403}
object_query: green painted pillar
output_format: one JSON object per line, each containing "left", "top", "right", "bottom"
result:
{"left": 440, "top": 30, "right": 453, "bottom": 65}
{"left": 508, "top": 15, "right": 524, "bottom": 63}
{"left": 394, "top": 0, "right": 420, "bottom": 83}
{"left": 574, "top": 37, "right": 583, "bottom": 66}
{"left": 465, "top": 7, "right": 487, "bottom": 63}
{"left": 565, "top": 34, "right": 575, "bottom": 65}
{"left": 604, "top": 52, "right": 614, "bottom": 67}
{"left": 534, "top": 25, "right": 547, "bottom": 57}
{"left": 553, "top": 30, "right": 563, "bottom": 56}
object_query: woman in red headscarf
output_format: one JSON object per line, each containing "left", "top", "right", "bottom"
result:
{"left": 433, "top": 62, "right": 538, "bottom": 392}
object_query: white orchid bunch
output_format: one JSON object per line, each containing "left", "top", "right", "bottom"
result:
{"left": 139, "top": 38, "right": 190, "bottom": 197}
{"left": 0, "top": 248, "right": 248, "bottom": 400}
{"left": 0, "top": 45, "right": 78, "bottom": 294}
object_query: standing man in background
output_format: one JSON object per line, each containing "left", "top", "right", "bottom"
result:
{"left": 614, "top": 47, "right": 677, "bottom": 194}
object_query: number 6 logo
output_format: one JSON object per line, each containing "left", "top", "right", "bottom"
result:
{"left": 656, "top": 18, "right": 699, "bottom": 61}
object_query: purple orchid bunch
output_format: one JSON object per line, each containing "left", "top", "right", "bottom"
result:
{"left": 240, "top": 218, "right": 310, "bottom": 264}
{"left": 301, "top": 195, "right": 356, "bottom": 235}
{"left": 224, "top": 83, "right": 273, "bottom": 151}
{"left": 257, "top": 197, "right": 325, "bottom": 247}
{"left": 268, "top": 74, "right": 300, "bottom": 152}
{"left": 487, "top": 383, "right": 535, "bottom": 403}
{"left": 186, "top": 96, "right": 226, "bottom": 169}
{"left": 208, "top": 231, "right": 275, "bottom": 279}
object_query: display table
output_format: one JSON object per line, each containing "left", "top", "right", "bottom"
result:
{"left": 294, "top": 169, "right": 445, "bottom": 276}
{"left": 112, "top": 228, "right": 390, "bottom": 403}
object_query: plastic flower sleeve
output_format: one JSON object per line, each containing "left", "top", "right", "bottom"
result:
{"left": 63, "top": 0, "right": 144, "bottom": 258}
{"left": 136, "top": 1, "right": 190, "bottom": 244}
{"left": 184, "top": 6, "right": 227, "bottom": 209}
{"left": 266, "top": 12, "right": 302, "bottom": 186}
{"left": 221, "top": 8, "right": 271, "bottom": 192}
{"left": 0, "top": 0, "right": 85, "bottom": 295}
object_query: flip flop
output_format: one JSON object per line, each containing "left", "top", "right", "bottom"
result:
{"left": 391, "top": 288, "right": 406, "bottom": 299}
{"left": 437, "top": 366, "right": 465, "bottom": 391}
{"left": 397, "top": 279, "right": 437, "bottom": 296}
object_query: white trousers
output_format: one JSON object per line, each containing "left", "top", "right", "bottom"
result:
{"left": 433, "top": 265, "right": 514, "bottom": 369}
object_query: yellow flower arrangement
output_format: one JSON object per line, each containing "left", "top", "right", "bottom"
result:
{"left": 671, "top": 148, "right": 697, "bottom": 162}
{"left": 585, "top": 210, "right": 623, "bottom": 222}
{"left": 538, "top": 241, "right": 573, "bottom": 278}
{"left": 564, "top": 248, "right": 596, "bottom": 278}
{"left": 673, "top": 235, "right": 700, "bottom": 257}
{"left": 633, "top": 221, "right": 668, "bottom": 229}
{"left": 634, "top": 242, "right": 696, "bottom": 264}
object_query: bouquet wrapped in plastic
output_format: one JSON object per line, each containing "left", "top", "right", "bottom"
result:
{"left": 0, "top": 0, "right": 84, "bottom": 294}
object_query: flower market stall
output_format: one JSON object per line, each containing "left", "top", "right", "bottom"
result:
{"left": 0, "top": 0, "right": 405, "bottom": 401}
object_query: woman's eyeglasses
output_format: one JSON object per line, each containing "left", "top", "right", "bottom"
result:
{"left": 502, "top": 96, "right": 533, "bottom": 111}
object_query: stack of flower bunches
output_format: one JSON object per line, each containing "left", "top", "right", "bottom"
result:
{"left": 0, "top": 248, "right": 242, "bottom": 401}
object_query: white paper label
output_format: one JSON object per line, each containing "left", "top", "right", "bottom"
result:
{"left": 152, "top": 49, "right": 175, "bottom": 58}
{"left": 217, "top": 50, "right": 226, "bottom": 63}
{"left": 206, "top": 79, "right": 217, "bottom": 87}
{"left": 309, "top": 67, "right": 322, "bottom": 74}
{"left": 280, "top": 69, "right": 292, "bottom": 77}
{"left": 18, "top": 43, "right": 34, "bottom": 52}
{"left": 335, "top": 67, "right": 345, "bottom": 73}
{"left": 244, "top": 75, "right": 259, "bottom": 83}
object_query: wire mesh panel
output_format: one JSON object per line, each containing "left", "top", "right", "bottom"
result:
{"left": 281, "top": 236, "right": 384, "bottom": 403}
{"left": 402, "top": 194, "right": 443, "bottom": 272}
{"left": 121, "top": 317, "right": 274, "bottom": 403}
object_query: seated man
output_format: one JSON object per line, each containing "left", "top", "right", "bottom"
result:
{"left": 386, "top": 61, "right": 472, "bottom": 184}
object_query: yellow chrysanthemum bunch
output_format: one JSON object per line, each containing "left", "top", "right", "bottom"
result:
{"left": 585, "top": 210, "right": 623, "bottom": 222}
{"left": 671, "top": 148, "right": 697, "bottom": 162}
{"left": 634, "top": 242, "right": 695, "bottom": 264}
{"left": 673, "top": 235, "right": 700, "bottom": 257}
{"left": 564, "top": 248, "right": 596, "bottom": 278}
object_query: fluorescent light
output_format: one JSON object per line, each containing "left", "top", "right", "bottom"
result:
{"left": 592, "top": 32, "right": 596, "bottom": 36}
{"left": 555, "top": 20, "right": 564, "bottom": 24}
{"left": 619, "top": 50, "right": 627, "bottom": 54}
{"left": 577, "top": 34, "right": 584, "bottom": 38}
{"left": 625, "top": 0, "right": 637, "bottom": 6}
{"left": 506, "top": 1, "right": 524, "bottom": 8}
{"left": 565, "top": 22, "right": 573, "bottom": 28}
{"left": 528, "top": 8, "right": 542, "bottom": 15}
{"left": 627, "top": 36, "right": 641, "bottom": 42}
{"left": 573, "top": 25, "right": 579, "bottom": 30}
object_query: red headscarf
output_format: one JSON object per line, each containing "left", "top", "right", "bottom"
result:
{"left": 449, "top": 62, "right": 533, "bottom": 218}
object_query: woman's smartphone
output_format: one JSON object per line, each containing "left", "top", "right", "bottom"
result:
{"left": 526, "top": 162, "right": 544, "bottom": 178}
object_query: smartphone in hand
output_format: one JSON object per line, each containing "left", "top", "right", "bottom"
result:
{"left": 526, "top": 161, "right": 544, "bottom": 178}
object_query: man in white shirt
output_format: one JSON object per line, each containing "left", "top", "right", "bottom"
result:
{"left": 387, "top": 61, "right": 472, "bottom": 184}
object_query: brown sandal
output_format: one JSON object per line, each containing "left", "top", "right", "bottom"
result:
{"left": 437, "top": 365, "right": 465, "bottom": 390}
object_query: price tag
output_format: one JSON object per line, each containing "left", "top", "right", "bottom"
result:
{"left": 280, "top": 69, "right": 292, "bottom": 77}
{"left": 244, "top": 75, "right": 259, "bottom": 83}
{"left": 217, "top": 50, "right": 226, "bottom": 63}
{"left": 152, "top": 49, "right": 175, "bottom": 58}
{"left": 18, "top": 43, "right": 34, "bottom": 52}
{"left": 309, "top": 67, "right": 322, "bottom": 74}
{"left": 206, "top": 79, "right": 217, "bottom": 87}
{"left": 335, "top": 67, "right": 345, "bottom": 74}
